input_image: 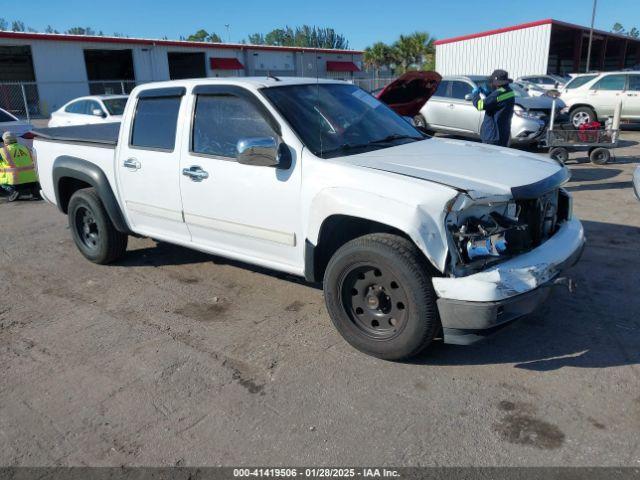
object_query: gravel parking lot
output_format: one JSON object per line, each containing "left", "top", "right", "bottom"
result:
{"left": 1, "top": 131, "right": 639, "bottom": 467}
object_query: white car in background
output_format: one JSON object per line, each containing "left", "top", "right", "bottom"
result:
{"left": 512, "top": 80, "right": 547, "bottom": 97}
{"left": 517, "top": 74, "right": 567, "bottom": 91}
{"left": 559, "top": 72, "right": 640, "bottom": 127}
{"left": 0, "top": 107, "right": 35, "bottom": 147}
{"left": 48, "top": 95, "right": 128, "bottom": 127}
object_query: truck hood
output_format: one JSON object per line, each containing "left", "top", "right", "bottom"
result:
{"left": 376, "top": 71, "right": 442, "bottom": 117}
{"left": 340, "top": 137, "right": 569, "bottom": 199}
{"left": 516, "top": 95, "right": 566, "bottom": 110}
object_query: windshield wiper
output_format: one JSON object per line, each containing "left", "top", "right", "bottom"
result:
{"left": 322, "top": 134, "right": 423, "bottom": 157}
{"left": 367, "top": 133, "right": 424, "bottom": 144}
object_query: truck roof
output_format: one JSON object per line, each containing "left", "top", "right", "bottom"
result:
{"left": 134, "top": 76, "right": 348, "bottom": 91}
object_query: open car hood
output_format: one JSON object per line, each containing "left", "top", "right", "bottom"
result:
{"left": 376, "top": 71, "right": 442, "bottom": 117}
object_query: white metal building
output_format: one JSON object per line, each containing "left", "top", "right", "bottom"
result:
{"left": 435, "top": 19, "right": 640, "bottom": 78}
{"left": 0, "top": 31, "right": 363, "bottom": 117}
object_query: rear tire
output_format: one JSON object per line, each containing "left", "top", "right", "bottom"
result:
{"left": 413, "top": 114, "right": 434, "bottom": 135}
{"left": 68, "top": 188, "right": 128, "bottom": 264}
{"left": 323, "top": 233, "right": 440, "bottom": 361}
{"left": 570, "top": 106, "right": 596, "bottom": 127}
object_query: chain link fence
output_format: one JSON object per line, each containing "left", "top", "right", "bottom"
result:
{"left": 0, "top": 76, "right": 394, "bottom": 122}
{"left": 350, "top": 76, "right": 397, "bottom": 93}
{"left": 0, "top": 80, "right": 137, "bottom": 122}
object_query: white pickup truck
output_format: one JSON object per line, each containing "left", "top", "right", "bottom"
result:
{"left": 33, "top": 77, "right": 585, "bottom": 360}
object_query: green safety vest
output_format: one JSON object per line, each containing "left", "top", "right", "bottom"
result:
{"left": 0, "top": 143, "right": 37, "bottom": 186}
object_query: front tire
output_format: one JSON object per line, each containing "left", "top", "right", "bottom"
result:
{"left": 323, "top": 233, "right": 440, "bottom": 360}
{"left": 68, "top": 188, "right": 128, "bottom": 264}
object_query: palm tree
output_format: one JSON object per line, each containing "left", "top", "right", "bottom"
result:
{"left": 393, "top": 32, "right": 435, "bottom": 72}
{"left": 363, "top": 42, "right": 395, "bottom": 76}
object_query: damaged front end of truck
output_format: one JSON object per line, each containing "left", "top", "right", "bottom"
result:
{"left": 432, "top": 169, "right": 586, "bottom": 345}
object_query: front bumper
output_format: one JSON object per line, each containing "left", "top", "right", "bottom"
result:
{"left": 433, "top": 218, "right": 585, "bottom": 345}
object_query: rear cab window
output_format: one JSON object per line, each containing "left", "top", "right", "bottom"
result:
{"left": 130, "top": 91, "right": 183, "bottom": 151}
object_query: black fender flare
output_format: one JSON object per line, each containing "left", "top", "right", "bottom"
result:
{"left": 53, "top": 155, "right": 132, "bottom": 234}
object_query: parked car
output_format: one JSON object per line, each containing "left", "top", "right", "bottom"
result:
{"left": 378, "top": 74, "right": 565, "bottom": 146}
{"left": 634, "top": 166, "right": 640, "bottom": 200}
{"left": 0, "top": 107, "right": 35, "bottom": 147}
{"left": 33, "top": 77, "right": 584, "bottom": 360}
{"left": 512, "top": 80, "right": 547, "bottom": 97}
{"left": 48, "top": 95, "right": 128, "bottom": 127}
{"left": 559, "top": 72, "right": 640, "bottom": 127}
{"left": 517, "top": 74, "right": 567, "bottom": 91}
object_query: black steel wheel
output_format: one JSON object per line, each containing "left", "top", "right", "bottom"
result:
{"left": 324, "top": 233, "right": 440, "bottom": 360}
{"left": 68, "top": 188, "right": 128, "bottom": 264}
{"left": 75, "top": 206, "right": 100, "bottom": 251}
{"left": 340, "top": 264, "right": 410, "bottom": 340}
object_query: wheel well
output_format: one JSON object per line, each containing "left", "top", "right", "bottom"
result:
{"left": 308, "top": 215, "right": 413, "bottom": 283}
{"left": 569, "top": 103, "right": 597, "bottom": 118}
{"left": 57, "top": 177, "right": 92, "bottom": 214}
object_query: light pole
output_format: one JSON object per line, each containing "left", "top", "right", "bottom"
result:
{"left": 585, "top": 0, "right": 597, "bottom": 72}
{"left": 225, "top": 24, "right": 231, "bottom": 43}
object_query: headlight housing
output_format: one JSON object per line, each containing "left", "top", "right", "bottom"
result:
{"left": 513, "top": 104, "right": 539, "bottom": 120}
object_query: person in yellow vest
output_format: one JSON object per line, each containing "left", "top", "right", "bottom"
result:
{"left": 1, "top": 131, "right": 39, "bottom": 202}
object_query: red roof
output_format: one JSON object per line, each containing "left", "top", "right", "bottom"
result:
{"left": 0, "top": 30, "right": 363, "bottom": 55}
{"left": 434, "top": 18, "right": 640, "bottom": 46}
{"left": 210, "top": 57, "right": 244, "bottom": 70}
{"left": 326, "top": 61, "right": 360, "bottom": 72}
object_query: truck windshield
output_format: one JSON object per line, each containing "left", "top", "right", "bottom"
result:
{"left": 262, "top": 83, "right": 426, "bottom": 159}
{"left": 103, "top": 98, "right": 128, "bottom": 116}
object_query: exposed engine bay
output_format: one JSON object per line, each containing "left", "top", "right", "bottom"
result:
{"left": 445, "top": 188, "right": 572, "bottom": 276}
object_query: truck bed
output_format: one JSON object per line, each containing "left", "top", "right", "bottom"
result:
{"left": 33, "top": 123, "right": 120, "bottom": 146}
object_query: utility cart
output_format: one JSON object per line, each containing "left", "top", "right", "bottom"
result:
{"left": 545, "top": 99, "right": 620, "bottom": 165}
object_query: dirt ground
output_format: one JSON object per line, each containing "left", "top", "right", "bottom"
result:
{"left": 1, "top": 131, "right": 639, "bottom": 467}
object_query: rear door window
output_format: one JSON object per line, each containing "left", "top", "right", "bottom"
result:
{"left": 593, "top": 75, "right": 626, "bottom": 91}
{"left": 192, "top": 94, "right": 276, "bottom": 159}
{"left": 564, "top": 75, "right": 597, "bottom": 90}
{"left": 433, "top": 81, "right": 449, "bottom": 97}
{"left": 130, "top": 96, "right": 181, "bottom": 151}
{"left": 66, "top": 101, "right": 87, "bottom": 114}
{"left": 627, "top": 75, "right": 640, "bottom": 91}
{"left": 85, "top": 100, "right": 102, "bottom": 115}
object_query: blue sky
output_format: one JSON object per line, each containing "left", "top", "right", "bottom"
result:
{"left": 8, "top": 0, "right": 639, "bottom": 49}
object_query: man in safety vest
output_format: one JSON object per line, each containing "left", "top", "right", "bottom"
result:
{"left": 471, "top": 69, "right": 516, "bottom": 147}
{"left": 1, "top": 131, "right": 39, "bottom": 202}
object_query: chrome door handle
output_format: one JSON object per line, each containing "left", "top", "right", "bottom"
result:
{"left": 448, "top": 104, "right": 455, "bottom": 109}
{"left": 123, "top": 158, "right": 141, "bottom": 170}
{"left": 182, "top": 165, "right": 209, "bottom": 182}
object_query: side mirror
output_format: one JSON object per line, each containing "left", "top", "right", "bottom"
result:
{"left": 237, "top": 137, "right": 280, "bottom": 167}
{"left": 464, "top": 93, "right": 473, "bottom": 101}
{"left": 92, "top": 108, "right": 106, "bottom": 117}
